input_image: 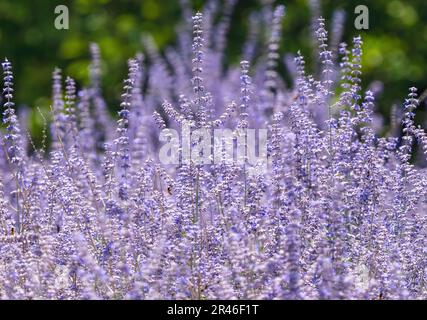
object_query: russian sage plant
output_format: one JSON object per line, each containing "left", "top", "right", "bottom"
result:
{"left": 1, "top": 2, "right": 427, "bottom": 300}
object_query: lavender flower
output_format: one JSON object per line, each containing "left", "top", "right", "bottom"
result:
{"left": 0, "top": 4, "right": 426, "bottom": 301}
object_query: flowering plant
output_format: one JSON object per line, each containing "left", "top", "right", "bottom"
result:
{"left": 0, "top": 2, "right": 426, "bottom": 300}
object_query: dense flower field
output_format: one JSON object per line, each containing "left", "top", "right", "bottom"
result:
{"left": 1, "top": 3, "right": 427, "bottom": 300}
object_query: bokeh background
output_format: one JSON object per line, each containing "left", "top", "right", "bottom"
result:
{"left": 0, "top": 0, "right": 426, "bottom": 135}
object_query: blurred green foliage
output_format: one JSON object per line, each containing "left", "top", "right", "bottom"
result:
{"left": 0, "top": 0, "right": 426, "bottom": 131}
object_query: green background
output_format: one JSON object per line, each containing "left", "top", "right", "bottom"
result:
{"left": 0, "top": 0, "right": 426, "bottom": 131}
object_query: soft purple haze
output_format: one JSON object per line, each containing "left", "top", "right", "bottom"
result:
{"left": 1, "top": 3, "right": 426, "bottom": 300}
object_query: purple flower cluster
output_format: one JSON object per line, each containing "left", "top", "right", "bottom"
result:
{"left": 1, "top": 4, "right": 426, "bottom": 300}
